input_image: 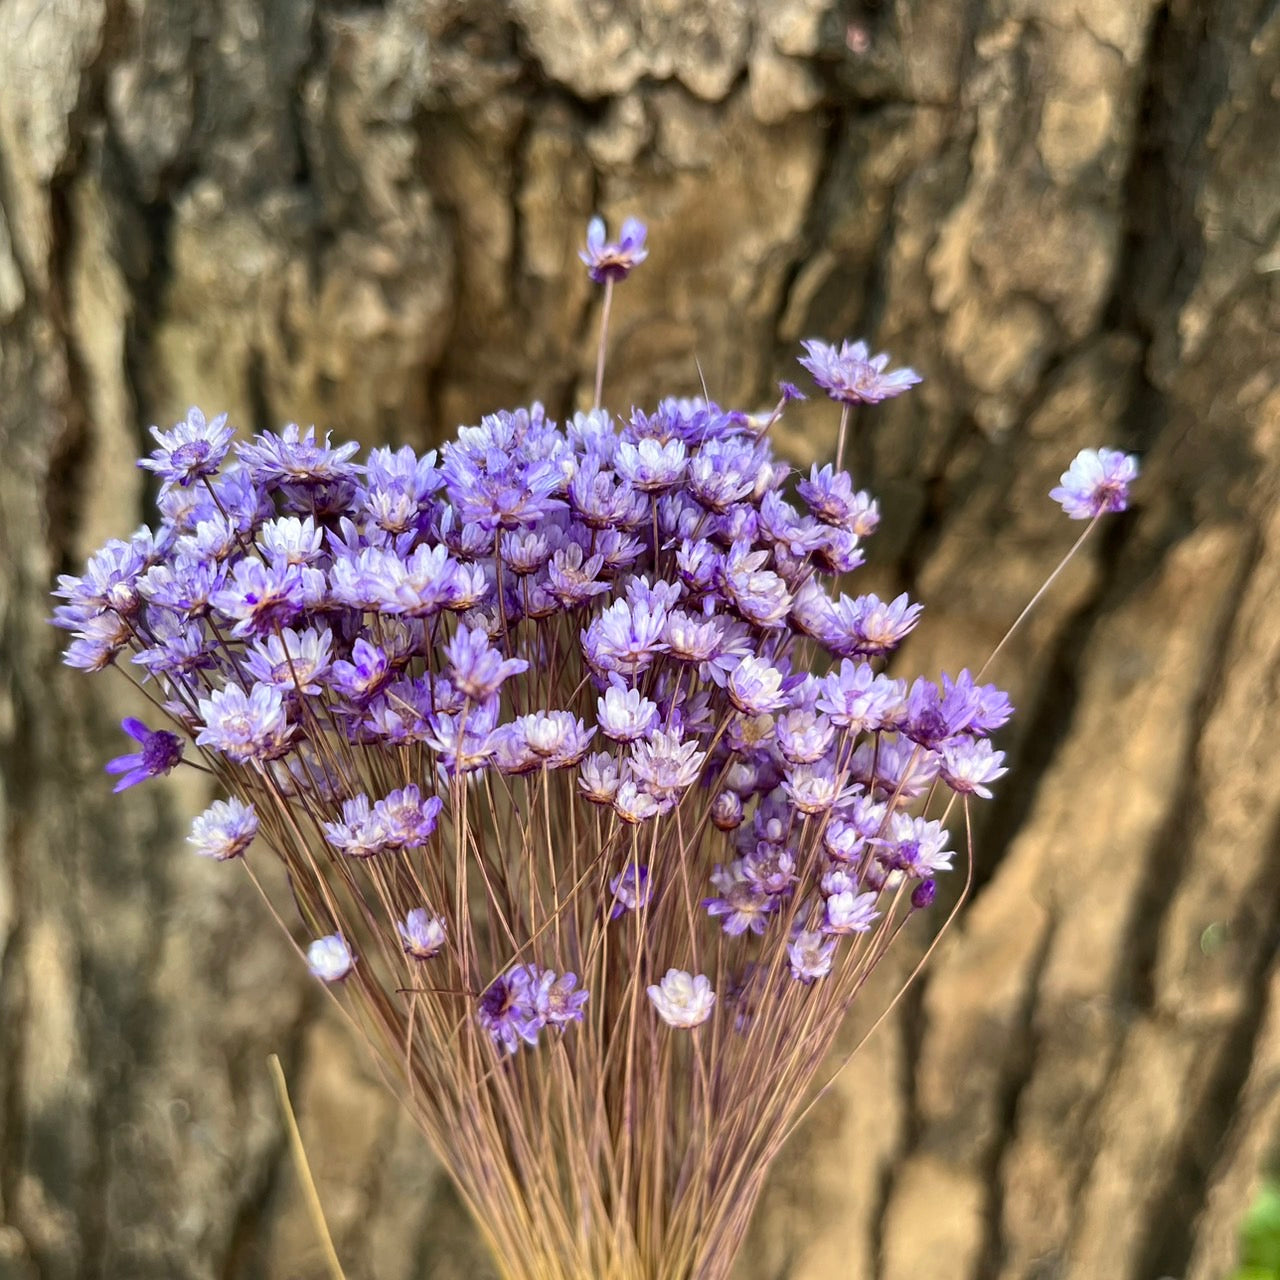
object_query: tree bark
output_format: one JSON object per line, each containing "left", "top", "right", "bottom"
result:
{"left": 1, "top": 1, "right": 1278, "bottom": 1278}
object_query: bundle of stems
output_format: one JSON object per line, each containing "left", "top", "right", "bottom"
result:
{"left": 53, "top": 217, "right": 1137, "bottom": 1280}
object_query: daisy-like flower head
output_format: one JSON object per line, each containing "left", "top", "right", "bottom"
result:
{"left": 188, "top": 797, "right": 258, "bottom": 860}
{"left": 799, "top": 338, "right": 922, "bottom": 405}
{"left": 104, "top": 717, "right": 184, "bottom": 792}
{"left": 647, "top": 969, "right": 716, "bottom": 1028}
{"left": 307, "top": 934, "right": 355, "bottom": 982}
{"left": 139, "top": 407, "right": 236, "bottom": 488}
{"left": 579, "top": 216, "right": 649, "bottom": 284}
{"left": 1049, "top": 447, "right": 1140, "bottom": 519}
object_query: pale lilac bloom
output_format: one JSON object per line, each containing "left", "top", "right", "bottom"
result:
{"left": 245, "top": 626, "right": 333, "bottom": 695}
{"left": 647, "top": 969, "right": 716, "bottom": 1028}
{"left": 526, "top": 967, "right": 590, "bottom": 1028}
{"left": 788, "top": 930, "right": 837, "bottom": 983}
{"left": 818, "top": 661, "right": 907, "bottom": 733}
{"left": 596, "top": 680, "right": 660, "bottom": 743}
{"left": 629, "top": 729, "right": 707, "bottom": 801}
{"left": 1050, "top": 447, "right": 1139, "bottom": 519}
{"left": 188, "top": 797, "right": 258, "bottom": 860}
{"left": 741, "top": 843, "right": 797, "bottom": 896}
{"left": 782, "top": 761, "right": 856, "bottom": 815}
{"left": 372, "top": 785, "right": 443, "bottom": 849}
{"left": 939, "top": 738, "right": 1008, "bottom": 799}
{"left": 323, "top": 795, "right": 392, "bottom": 859}
{"left": 613, "top": 779, "right": 664, "bottom": 824}
{"left": 258, "top": 516, "right": 324, "bottom": 566}
{"left": 446, "top": 623, "right": 529, "bottom": 699}
{"left": 139, "top": 407, "right": 235, "bottom": 487}
{"left": 799, "top": 338, "right": 922, "bottom": 404}
{"left": 873, "top": 812, "right": 954, "bottom": 877}
{"left": 307, "top": 934, "right": 355, "bottom": 982}
{"left": 704, "top": 863, "right": 775, "bottom": 936}
{"left": 478, "top": 970, "right": 543, "bottom": 1055}
{"left": 615, "top": 438, "right": 687, "bottom": 492}
{"left": 775, "top": 710, "right": 836, "bottom": 765}
{"left": 579, "top": 215, "right": 648, "bottom": 283}
{"left": 823, "top": 890, "right": 880, "bottom": 936}
{"left": 832, "top": 592, "right": 922, "bottom": 656}
{"left": 726, "top": 656, "right": 789, "bottom": 716}
{"left": 517, "top": 711, "right": 595, "bottom": 767}
{"left": 582, "top": 596, "right": 669, "bottom": 677}
{"left": 610, "top": 864, "right": 652, "bottom": 918}
{"left": 398, "top": 909, "right": 447, "bottom": 960}
{"left": 579, "top": 752, "right": 624, "bottom": 804}
{"left": 848, "top": 735, "right": 938, "bottom": 799}
{"left": 196, "top": 683, "right": 294, "bottom": 762}
{"left": 797, "top": 464, "right": 880, "bottom": 533}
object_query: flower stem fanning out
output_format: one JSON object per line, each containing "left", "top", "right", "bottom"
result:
{"left": 54, "top": 218, "right": 1140, "bottom": 1280}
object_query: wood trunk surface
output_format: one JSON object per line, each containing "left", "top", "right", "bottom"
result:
{"left": 1, "top": 2, "right": 1278, "bottom": 1277}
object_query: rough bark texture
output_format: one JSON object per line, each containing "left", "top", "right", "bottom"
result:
{"left": 1, "top": 1, "right": 1278, "bottom": 1278}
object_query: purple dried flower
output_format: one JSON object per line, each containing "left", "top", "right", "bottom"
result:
{"left": 329, "top": 638, "right": 392, "bottom": 705}
{"left": 195, "top": 683, "right": 294, "bottom": 763}
{"left": 788, "top": 930, "right": 837, "bottom": 983}
{"left": 647, "top": 969, "right": 715, "bottom": 1028}
{"left": 911, "top": 879, "right": 938, "bottom": 910}
{"left": 583, "top": 596, "right": 669, "bottom": 677}
{"left": 823, "top": 890, "right": 880, "bottom": 936}
{"left": 372, "top": 785, "right": 443, "bottom": 849}
{"left": 832, "top": 592, "right": 922, "bottom": 657}
{"left": 398, "top": 909, "right": 447, "bottom": 959}
{"left": 139, "top": 407, "right": 236, "bottom": 488}
{"left": 446, "top": 624, "right": 529, "bottom": 700}
{"left": 704, "top": 864, "right": 775, "bottom": 936}
{"left": 324, "top": 795, "right": 392, "bottom": 859}
{"left": 478, "top": 971, "right": 543, "bottom": 1055}
{"left": 938, "top": 738, "right": 1008, "bottom": 798}
{"left": 237, "top": 423, "right": 361, "bottom": 488}
{"left": 210, "top": 556, "right": 322, "bottom": 639}
{"left": 579, "top": 752, "right": 624, "bottom": 805}
{"left": 105, "top": 717, "right": 184, "bottom": 792}
{"left": 188, "top": 797, "right": 258, "bottom": 860}
{"left": 579, "top": 215, "right": 649, "bottom": 284}
{"left": 726, "top": 657, "right": 789, "bottom": 716}
{"left": 872, "top": 813, "right": 954, "bottom": 877}
{"left": 782, "top": 761, "right": 856, "bottom": 815}
{"left": 614, "top": 438, "right": 687, "bottom": 492}
{"left": 609, "top": 864, "right": 652, "bottom": 918}
{"left": 529, "top": 968, "right": 590, "bottom": 1028}
{"left": 629, "top": 728, "right": 707, "bottom": 802}
{"left": 818, "top": 661, "right": 907, "bottom": 733}
{"left": 517, "top": 711, "right": 596, "bottom": 768}
{"left": 613, "top": 779, "right": 664, "bottom": 824}
{"left": 53, "top": 535, "right": 156, "bottom": 619}
{"left": 799, "top": 338, "right": 922, "bottom": 404}
{"left": 775, "top": 709, "right": 836, "bottom": 765}
{"left": 597, "top": 679, "right": 660, "bottom": 743}
{"left": 245, "top": 626, "right": 333, "bottom": 695}
{"left": 797, "top": 464, "right": 880, "bottom": 534}
{"left": 718, "top": 542, "right": 792, "bottom": 629}
{"left": 1050, "top": 448, "right": 1139, "bottom": 519}
{"left": 308, "top": 934, "right": 355, "bottom": 982}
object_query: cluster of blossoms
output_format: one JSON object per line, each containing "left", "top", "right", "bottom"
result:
{"left": 53, "top": 215, "right": 1138, "bottom": 1280}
